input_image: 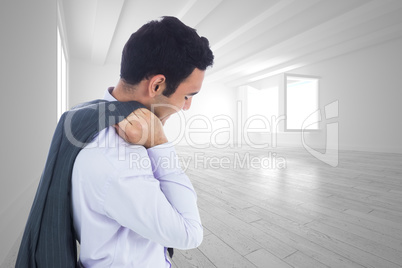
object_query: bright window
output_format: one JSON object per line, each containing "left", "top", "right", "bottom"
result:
{"left": 285, "top": 75, "right": 319, "bottom": 131}
{"left": 57, "top": 27, "right": 67, "bottom": 121}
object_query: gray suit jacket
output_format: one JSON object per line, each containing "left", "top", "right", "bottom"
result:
{"left": 16, "top": 99, "right": 146, "bottom": 268}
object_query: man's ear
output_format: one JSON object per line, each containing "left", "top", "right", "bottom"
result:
{"left": 148, "top": 74, "right": 166, "bottom": 97}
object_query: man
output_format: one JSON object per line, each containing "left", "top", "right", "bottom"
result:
{"left": 71, "top": 16, "right": 214, "bottom": 267}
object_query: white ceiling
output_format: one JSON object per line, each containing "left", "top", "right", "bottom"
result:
{"left": 60, "top": 0, "right": 402, "bottom": 87}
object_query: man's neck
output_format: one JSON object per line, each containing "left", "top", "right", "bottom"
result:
{"left": 111, "top": 80, "right": 138, "bottom": 101}
{"left": 110, "top": 80, "right": 151, "bottom": 110}
{"left": 110, "top": 86, "right": 132, "bottom": 102}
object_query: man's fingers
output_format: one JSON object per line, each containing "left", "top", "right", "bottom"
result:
{"left": 136, "top": 108, "right": 147, "bottom": 115}
{"left": 113, "top": 108, "right": 167, "bottom": 148}
{"left": 116, "top": 117, "right": 131, "bottom": 132}
{"left": 113, "top": 124, "right": 128, "bottom": 142}
{"left": 114, "top": 108, "right": 165, "bottom": 148}
{"left": 134, "top": 108, "right": 151, "bottom": 121}
{"left": 118, "top": 110, "right": 143, "bottom": 130}
{"left": 125, "top": 111, "right": 141, "bottom": 124}
{"left": 115, "top": 116, "right": 147, "bottom": 143}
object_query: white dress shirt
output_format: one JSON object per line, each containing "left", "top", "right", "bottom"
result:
{"left": 72, "top": 89, "right": 203, "bottom": 267}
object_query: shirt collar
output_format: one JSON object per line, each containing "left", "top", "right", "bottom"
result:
{"left": 103, "top": 87, "right": 117, "bottom": 102}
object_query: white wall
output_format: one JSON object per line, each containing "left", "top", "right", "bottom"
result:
{"left": 68, "top": 37, "right": 402, "bottom": 155}
{"left": 69, "top": 58, "right": 121, "bottom": 108}
{"left": 164, "top": 82, "right": 238, "bottom": 147}
{"left": 0, "top": 0, "right": 57, "bottom": 266}
{"left": 236, "top": 37, "right": 402, "bottom": 154}
{"left": 290, "top": 37, "right": 402, "bottom": 153}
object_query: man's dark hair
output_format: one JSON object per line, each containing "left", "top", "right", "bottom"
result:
{"left": 120, "top": 16, "right": 214, "bottom": 97}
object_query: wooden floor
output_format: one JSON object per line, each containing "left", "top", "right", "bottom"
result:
{"left": 171, "top": 146, "right": 402, "bottom": 268}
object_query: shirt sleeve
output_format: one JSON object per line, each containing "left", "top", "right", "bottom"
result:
{"left": 102, "top": 143, "right": 203, "bottom": 250}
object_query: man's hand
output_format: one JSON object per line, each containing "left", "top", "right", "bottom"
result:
{"left": 114, "top": 108, "right": 168, "bottom": 149}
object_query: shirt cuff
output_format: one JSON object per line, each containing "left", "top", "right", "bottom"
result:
{"left": 147, "top": 142, "right": 182, "bottom": 178}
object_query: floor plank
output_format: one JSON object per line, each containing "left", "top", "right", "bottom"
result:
{"left": 245, "top": 249, "right": 293, "bottom": 268}
{"left": 171, "top": 248, "right": 216, "bottom": 268}
{"left": 284, "top": 251, "right": 330, "bottom": 268}
{"left": 198, "top": 234, "right": 257, "bottom": 268}
{"left": 172, "top": 146, "right": 402, "bottom": 268}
